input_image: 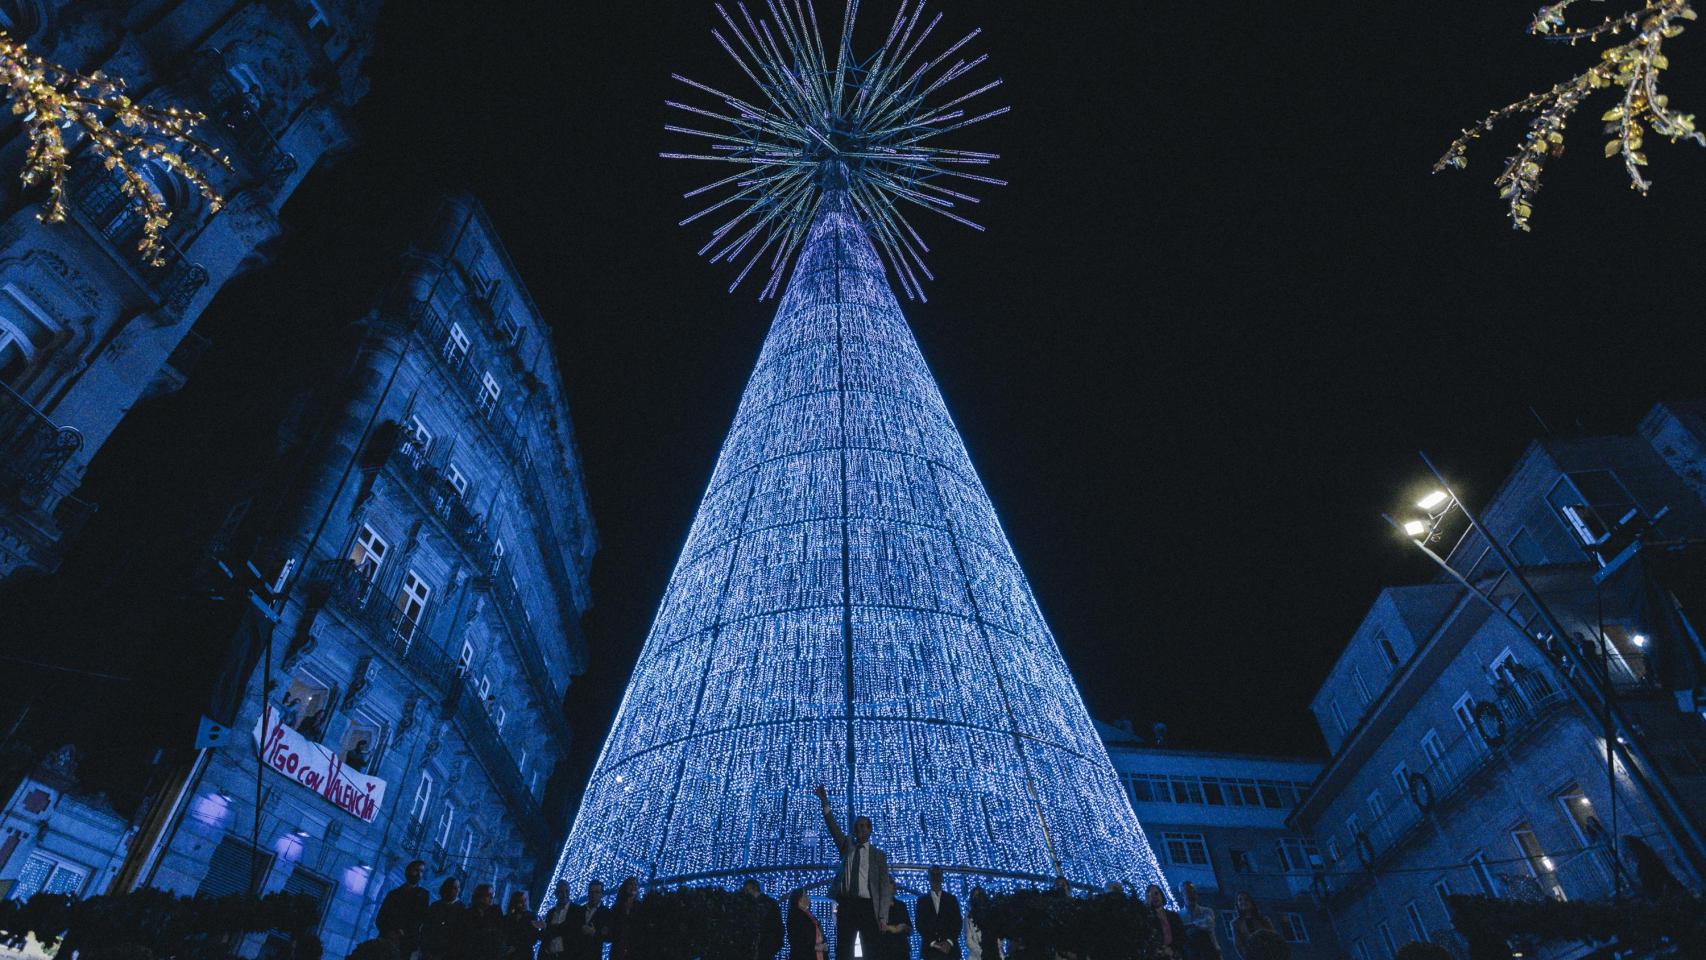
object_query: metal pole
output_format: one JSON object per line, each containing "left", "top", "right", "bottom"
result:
{"left": 1413, "top": 451, "right": 1706, "bottom": 883}
{"left": 1595, "top": 581, "right": 1624, "bottom": 898}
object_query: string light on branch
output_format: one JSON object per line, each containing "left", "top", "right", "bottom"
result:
{"left": 0, "top": 31, "right": 232, "bottom": 265}
{"left": 664, "top": 0, "right": 1009, "bottom": 301}
{"left": 1435, "top": 0, "right": 1703, "bottom": 231}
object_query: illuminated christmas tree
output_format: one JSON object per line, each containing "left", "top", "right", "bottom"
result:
{"left": 548, "top": 0, "right": 1169, "bottom": 902}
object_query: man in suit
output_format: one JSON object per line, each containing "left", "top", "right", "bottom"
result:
{"left": 814, "top": 783, "right": 891, "bottom": 960}
{"left": 744, "top": 878, "right": 785, "bottom": 960}
{"left": 915, "top": 866, "right": 962, "bottom": 960}
{"left": 556, "top": 879, "right": 608, "bottom": 960}
{"left": 374, "top": 859, "right": 429, "bottom": 960}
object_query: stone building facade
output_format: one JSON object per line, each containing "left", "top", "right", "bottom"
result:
{"left": 1291, "top": 402, "right": 1706, "bottom": 959}
{"left": 115, "top": 195, "right": 596, "bottom": 957}
{"left": 1099, "top": 721, "right": 1340, "bottom": 960}
{"left": 0, "top": 0, "right": 378, "bottom": 581}
{"left": 0, "top": 746, "right": 135, "bottom": 903}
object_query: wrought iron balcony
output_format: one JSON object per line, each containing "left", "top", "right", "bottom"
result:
{"left": 384, "top": 436, "right": 495, "bottom": 562}
{"left": 66, "top": 167, "right": 208, "bottom": 319}
{"left": 477, "top": 555, "right": 572, "bottom": 739}
{"left": 1317, "top": 675, "right": 1571, "bottom": 906}
{"left": 186, "top": 52, "right": 298, "bottom": 194}
{"left": 306, "top": 558, "right": 546, "bottom": 835}
{"left": 406, "top": 301, "right": 533, "bottom": 465}
{"left": 0, "top": 379, "right": 84, "bottom": 518}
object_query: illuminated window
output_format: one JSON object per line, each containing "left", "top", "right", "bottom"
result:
{"left": 447, "top": 463, "right": 469, "bottom": 496}
{"left": 1547, "top": 470, "right": 1640, "bottom": 552}
{"left": 479, "top": 372, "right": 501, "bottom": 414}
{"left": 350, "top": 525, "right": 387, "bottom": 581}
{"left": 444, "top": 323, "right": 471, "bottom": 367}
{"left": 394, "top": 571, "right": 432, "bottom": 642}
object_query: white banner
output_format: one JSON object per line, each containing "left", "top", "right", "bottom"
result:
{"left": 252, "top": 707, "right": 388, "bottom": 823}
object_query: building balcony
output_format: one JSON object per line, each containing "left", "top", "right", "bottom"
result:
{"left": 406, "top": 300, "right": 533, "bottom": 467}
{"left": 384, "top": 436, "right": 496, "bottom": 562}
{"left": 1317, "top": 678, "right": 1572, "bottom": 906}
{"left": 305, "top": 558, "right": 548, "bottom": 838}
{"left": 65, "top": 167, "right": 208, "bottom": 321}
{"left": 185, "top": 51, "right": 299, "bottom": 196}
{"left": 0, "top": 379, "right": 95, "bottom": 567}
{"left": 477, "top": 556, "right": 574, "bottom": 745}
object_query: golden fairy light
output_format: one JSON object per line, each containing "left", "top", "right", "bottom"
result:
{"left": 1, "top": 31, "right": 232, "bottom": 266}
{"left": 1436, "top": 0, "right": 1702, "bottom": 230}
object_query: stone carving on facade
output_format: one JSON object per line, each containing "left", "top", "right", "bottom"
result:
{"left": 397, "top": 696, "right": 421, "bottom": 737}
{"left": 280, "top": 612, "right": 326, "bottom": 672}
{"left": 342, "top": 655, "right": 377, "bottom": 711}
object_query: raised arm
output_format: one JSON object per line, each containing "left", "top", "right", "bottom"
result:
{"left": 813, "top": 783, "right": 848, "bottom": 853}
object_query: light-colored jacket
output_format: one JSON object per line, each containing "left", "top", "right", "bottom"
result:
{"left": 820, "top": 800, "right": 892, "bottom": 922}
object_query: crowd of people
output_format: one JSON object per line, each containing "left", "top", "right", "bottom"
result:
{"left": 350, "top": 787, "right": 1292, "bottom": 960}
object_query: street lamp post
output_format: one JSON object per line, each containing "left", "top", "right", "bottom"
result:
{"left": 1386, "top": 451, "right": 1706, "bottom": 890}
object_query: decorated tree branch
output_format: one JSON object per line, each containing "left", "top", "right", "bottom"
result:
{"left": 1435, "top": 0, "right": 1702, "bottom": 230}
{"left": 0, "top": 30, "right": 230, "bottom": 265}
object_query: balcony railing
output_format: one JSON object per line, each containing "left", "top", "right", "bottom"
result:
{"left": 307, "top": 558, "right": 547, "bottom": 835}
{"left": 478, "top": 556, "right": 571, "bottom": 732}
{"left": 0, "top": 379, "right": 83, "bottom": 514}
{"left": 66, "top": 167, "right": 208, "bottom": 318}
{"left": 386, "top": 436, "right": 495, "bottom": 561}
{"left": 407, "top": 301, "right": 533, "bottom": 467}
{"left": 187, "top": 52, "right": 298, "bottom": 193}
{"left": 1317, "top": 676, "right": 1572, "bottom": 904}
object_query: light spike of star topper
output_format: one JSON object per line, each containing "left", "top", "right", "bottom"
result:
{"left": 663, "top": 0, "right": 1009, "bottom": 301}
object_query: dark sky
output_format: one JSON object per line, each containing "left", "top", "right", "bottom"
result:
{"left": 12, "top": 0, "right": 1706, "bottom": 803}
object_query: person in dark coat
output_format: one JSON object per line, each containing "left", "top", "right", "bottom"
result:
{"left": 419, "top": 878, "right": 464, "bottom": 960}
{"left": 1145, "top": 885, "right": 1187, "bottom": 959}
{"left": 608, "top": 877, "right": 639, "bottom": 960}
{"left": 745, "top": 879, "right": 785, "bottom": 960}
{"left": 501, "top": 890, "right": 544, "bottom": 959}
{"left": 563, "top": 879, "right": 610, "bottom": 960}
{"left": 787, "top": 888, "right": 828, "bottom": 960}
{"left": 915, "top": 867, "right": 962, "bottom": 960}
{"left": 878, "top": 882, "right": 911, "bottom": 960}
{"left": 375, "top": 860, "right": 430, "bottom": 959}
{"left": 465, "top": 884, "right": 508, "bottom": 960}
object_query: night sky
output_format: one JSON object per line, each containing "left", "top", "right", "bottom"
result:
{"left": 10, "top": 0, "right": 1706, "bottom": 806}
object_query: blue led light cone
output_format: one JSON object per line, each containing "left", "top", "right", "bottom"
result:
{"left": 548, "top": 193, "right": 1167, "bottom": 902}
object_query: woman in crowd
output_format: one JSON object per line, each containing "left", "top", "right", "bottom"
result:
{"left": 464, "top": 884, "right": 507, "bottom": 960}
{"left": 500, "top": 889, "right": 544, "bottom": 959}
{"left": 786, "top": 888, "right": 827, "bottom": 960}
{"left": 964, "top": 886, "right": 1000, "bottom": 960}
{"left": 1145, "top": 884, "right": 1187, "bottom": 959}
{"left": 608, "top": 876, "right": 640, "bottom": 960}
{"left": 1231, "top": 892, "right": 1279, "bottom": 959}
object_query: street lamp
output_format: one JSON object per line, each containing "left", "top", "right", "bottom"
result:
{"left": 1383, "top": 451, "right": 1706, "bottom": 894}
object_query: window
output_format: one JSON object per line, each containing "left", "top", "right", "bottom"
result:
{"left": 410, "top": 772, "right": 433, "bottom": 823}
{"left": 350, "top": 525, "right": 388, "bottom": 580}
{"left": 1392, "top": 762, "right": 1412, "bottom": 797}
{"left": 339, "top": 716, "right": 381, "bottom": 772}
{"left": 1353, "top": 667, "right": 1372, "bottom": 706}
{"left": 479, "top": 372, "right": 501, "bottom": 414}
{"left": 436, "top": 803, "right": 455, "bottom": 847}
{"left": 1367, "top": 788, "right": 1387, "bottom": 822}
{"left": 1377, "top": 632, "right": 1400, "bottom": 668}
{"left": 530, "top": 770, "right": 540, "bottom": 797}
{"left": 1170, "top": 777, "right": 1205, "bottom": 805}
{"left": 1405, "top": 901, "right": 1428, "bottom": 942}
{"left": 0, "top": 318, "right": 32, "bottom": 385}
{"left": 9, "top": 853, "right": 88, "bottom": 901}
{"left": 1229, "top": 848, "right": 1252, "bottom": 873}
{"left": 446, "top": 463, "right": 470, "bottom": 496}
{"left": 1512, "top": 825, "right": 1564, "bottom": 899}
{"left": 1469, "top": 851, "right": 1498, "bottom": 896}
{"left": 1454, "top": 693, "right": 1488, "bottom": 754}
{"left": 492, "top": 704, "right": 507, "bottom": 731}
{"left": 1433, "top": 878, "right": 1453, "bottom": 915}
{"left": 1352, "top": 942, "right": 1371, "bottom": 960}
{"left": 1162, "top": 832, "right": 1209, "bottom": 867}
{"left": 444, "top": 322, "right": 471, "bottom": 366}
{"left": 1421, "top": 729, "right": 1450, "bottom": 780}
{"left": 281, "top": 672, "right": 333, "bottom": 733}
{"left": 303, "top": 0, "right": 332, "bottom": 34}
{"left": 458, "top": 639, "right": 475, "bottom": 675}
{"left": 1278, "top": 913, "right": 1309, "bottom": 944}
{"left": 1547, "top": 470, "right": 1640, "bottom": 552}
{"left": 227, "top": 62, "right": 264, "bottom": 98}
{"left": 406, "top": 415, "right": 433, "bottom": 452}
{"left": 460, "top": 826, "right": 475, "bottom": 867}
{"left": 1201, "top": 779, "right": 1224, "bottom": 805}
{"left": 1327, "top": 698, "right": 1347, "bottom": 737}
{"left": 1275, "top": 838, "right": 1317, "bottom": 873}
{"left": 1378, "top": 921, "right": 1398, "bottom": 959}
{"left": 394, "top": 571, "right": 432, "bottom": 642}
{"left": 1558, "top": 788, "right": 1605, "bottom": 846}
{"left": 1326, "top": 837, "right": 1342, "bottom": 864}
{"left": 478, "top": 674, "right": 492, "bottom": 701}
